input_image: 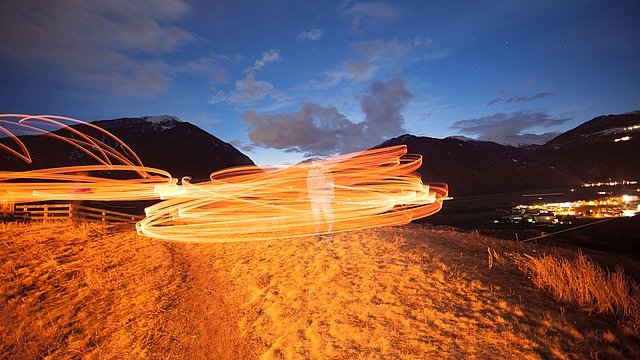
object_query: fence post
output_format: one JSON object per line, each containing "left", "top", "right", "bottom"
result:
{"left": 43, "top": 204, "right": 48, "bottom": 221}
{"left": 68, "top": 204, "right": 73, "bottom": 219}
{"left": 102, "top": 211, "right": 106, "bottom": 222}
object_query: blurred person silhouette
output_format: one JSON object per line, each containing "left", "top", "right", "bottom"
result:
{"left": 306, "top": 160, "right": 335, "bottom": 241}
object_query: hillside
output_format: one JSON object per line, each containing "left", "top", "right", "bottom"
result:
{"left": 0, "top": 115, "right": 254, "bottom": 181}
{"left": 2, "top": 112, "right": 638, "bottom": 196}
{"left": 91, "top": 112, "right": 639, "bottom": 190}
{"left": 380, "top": 112, "right": 640, "bottom": 196}
{"left": 531, "top": 113, "right": 640, "bottom": 181}
{"left": 2, "top": 221, "right": 639, "bottom": 358}
{"left": 377, "top": 135, "right": 575, "bottom": 196}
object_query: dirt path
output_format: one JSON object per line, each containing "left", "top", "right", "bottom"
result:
{"left": 161, "top": 243, "right": 254, "bottom": 359}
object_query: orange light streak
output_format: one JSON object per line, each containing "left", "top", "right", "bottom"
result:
{"left": 1, "top": 114, "right": 171, "bottom": 203}
{"left": 0, "top": 165, "right": 174, "bottom": 203}
{"left": 136, "top": 146, "right": 448, "bottom": 242}
{"left": 1, "top": 114, "right": 147, "bottom": 176}
{"left": 1, "top": 114, "right": 448, "bottom": 242}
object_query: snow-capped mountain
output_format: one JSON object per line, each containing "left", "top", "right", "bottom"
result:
{"left": 445, "top": 135, "right": 476, "bottom": 142}
{"left": 485, "top": 132, "right": 560, "bottom": 147}
{"left": 92, "top": 115, "right": 182, "bottom": 132}
{"left": 142, "top": 115, "right": 183, "bottom": 131}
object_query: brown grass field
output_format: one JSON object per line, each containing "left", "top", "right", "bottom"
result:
{"left": 2, "top": 220, "right": 639, "bottom": 359}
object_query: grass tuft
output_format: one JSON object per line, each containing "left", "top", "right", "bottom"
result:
{"left": 512, "top": 250, "right": 640, "bottom": 331}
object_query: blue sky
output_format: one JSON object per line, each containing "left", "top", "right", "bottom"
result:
{"left": 0, "top": 0, "right": 638, "bottom": 165}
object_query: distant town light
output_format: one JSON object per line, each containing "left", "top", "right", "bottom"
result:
{"left": 581, "top": 180, "right": 638, "bottom": 187}
{"left": 614, "top": 136, "right": 631, "bottom": 142}
{"left": 496, "top": 192, "right": 640, "bottom": 224}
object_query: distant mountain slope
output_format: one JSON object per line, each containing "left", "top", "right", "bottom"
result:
{"left": 4, "top": 112, "right": 638, "bottom": 196}
{"left": 531, "top": 113, "right": 640, "bottom": 181}
{"left": 377, "top": 135, "right": 575, "bottom": 196}
{"left": 0, "top": 115, "right": 255, "bottom": 180}
{"left": 378, "top": 112, "right": 640, "bottom": 196}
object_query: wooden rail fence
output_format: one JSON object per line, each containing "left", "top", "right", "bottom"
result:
{"left": 11, "top": 203, "right": 142, "bottom": 223}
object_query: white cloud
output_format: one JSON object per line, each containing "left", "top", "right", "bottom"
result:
{"left": 178, "top": 56, "right": 229, "bottom": 84}
{"left": 349, "top": 39, "right": 410, "bottom": 61}
{"left": 242, "top": 78, "right": 413, "bottom": 156}
{"left": 0, "top": 0, "right": 194, "bottom": 95}
{"left": 297, "top": 28, "right": 324, "bottom": 41}
{"left": 244, "top": 49, "right": 281, "bottom": 73}
{"left": 451, "top": 111, "right": 571, "bottom": 146}
{"left": 487, "top": 92, "right": 554, "bottom": 106}
{"left": 359, "top": 78, "right": 413, "bottom": 139}
{"left": 308, "top": 39, "right": 407, "bottom": 90}
{"left": 315, "top": 60, "right": 377, "bottom": 89}
{"left": 209, "top": 74, "right": 283, "bottom": 104}
{"left": 210, "top": 50, "right": 285, "bottom": 105}
{"left": 209, "top": 90, "right": 229, "bottom": 104}
{"left": 229, "top": 139, "right": 255, "bottom": 153}
{"left": 423, "top": 49, "right": 450, "bottom": 61}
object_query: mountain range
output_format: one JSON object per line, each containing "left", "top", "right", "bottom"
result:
{"left": 379, "top": 112, "right": 640, "bottom": 195}
{"left": 2, "top": 113, "right": 639, "bottom": 196}
{"left": 0, "top": 115, "right": 254, "bottom": 181}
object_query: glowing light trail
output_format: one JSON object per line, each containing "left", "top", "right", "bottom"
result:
{"left": 137, "top": 146, "right": 448, "bottom": 242}
{"left": 0, "top": 165, "right": 174, "bottom": 203}
{"left": 1, "top": 114, "right": 147, "bottom": 175}
{"left": 0, "top": 114, "right": 172, "bottom": 203}
{"left": 1, "top": 114, "right": 447, "bottom": 242}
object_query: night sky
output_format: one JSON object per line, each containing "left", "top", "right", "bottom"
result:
{"left": 1, "top": 0, "right": 638, "bottom": 165}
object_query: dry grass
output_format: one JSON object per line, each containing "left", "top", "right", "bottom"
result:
{"left": 186, "top": 226, "right": 640, "bottom": 359}
{"left": 0, "top": 220, "right": 185, "bottom": 358}
{"left": 2, "top": 221, "right": 640, "bottom": 359}
{"left": 512, "top": 250, "right": 640, "bottom": 331}
{"left": 199, "top": 231, "right": 541, "bottom": 358}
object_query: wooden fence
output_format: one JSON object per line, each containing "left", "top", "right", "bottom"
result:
{"left": 12, "top": 203, "right": 142, "bottom": 223}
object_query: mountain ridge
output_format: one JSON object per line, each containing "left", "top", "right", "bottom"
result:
{"left": 378, "top": 112, "right": 640, "bottom": 195}
{"left": 2, "top": 112, "right": 638, "bottom": 196}
{"left": 0, "top": 115, "right": 254, "bottom": 181}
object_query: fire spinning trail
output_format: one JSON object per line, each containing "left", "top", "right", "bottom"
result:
{"left": 0, "top": 114, "right": 448, "bottom": 242}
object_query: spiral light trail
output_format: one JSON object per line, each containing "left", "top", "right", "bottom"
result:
{"left": 0, "top": 114, "right": 173, "bottom": 203}
{"left": 1, "top": 114, "right": 448, "bottom": 242}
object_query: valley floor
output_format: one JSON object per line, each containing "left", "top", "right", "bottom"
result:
{"left": 1, "top": 221, "right": 638, "bottom": 359}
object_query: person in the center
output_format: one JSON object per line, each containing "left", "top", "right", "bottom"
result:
{"left": 306, "top": 161, "right": 335, "bottom": 241}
